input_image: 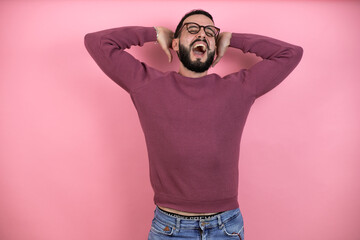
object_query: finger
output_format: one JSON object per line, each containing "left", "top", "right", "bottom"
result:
{"left": 212, "top": 57, "right": 219, "bottom": 67}
{"left": 161, "top": 45, "right": 172, "bottom": 63}
{"left": 165, "top": 48, "right": 173, "bottom": 63}
{"left": 212, "top": 53, "right": 223, "bottom": 67}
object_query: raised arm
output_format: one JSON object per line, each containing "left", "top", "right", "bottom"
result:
{"left": 84, "top": 26, "right": 158, "bottom": 93}
{"left": 224, "top": 33, "right": 303, "bottom": 98}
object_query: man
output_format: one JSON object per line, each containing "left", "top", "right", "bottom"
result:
{"left": 84, "top": 9, "right": 303, "bottom": 240}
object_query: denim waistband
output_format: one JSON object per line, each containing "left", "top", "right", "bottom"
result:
{"left": 154, "top": 206, "right": 241, "bottom": 230}
{"left": 157, "top": 207, "right": 225, "bottom": 220}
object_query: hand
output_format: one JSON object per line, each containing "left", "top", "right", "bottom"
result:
{"left": 212, "top": 32, "right": 232, "bottom": 67}
{"left": 155, "top": 26, "right": 174, "bottom": 63}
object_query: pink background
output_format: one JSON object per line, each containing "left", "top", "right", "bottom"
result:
{"left": 1, "top": 1, "right": 359, "bottom": 240}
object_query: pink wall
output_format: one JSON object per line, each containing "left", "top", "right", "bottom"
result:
{"left": 1, "top": 1, "right": 359, "bottom": 240}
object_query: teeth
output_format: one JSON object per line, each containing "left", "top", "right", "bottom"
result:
{"left": 194, "top": 43, "right": 205, "bottom": 48}
{"left": 193, "top": 43, "right": 206, "bottom": 52}
{"left": 194, "top": 43, "right": 205, "bottom": 49}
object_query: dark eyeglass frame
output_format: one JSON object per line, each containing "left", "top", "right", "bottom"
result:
{"left": 178, "top": 22, "right": 220, "bottom": 38}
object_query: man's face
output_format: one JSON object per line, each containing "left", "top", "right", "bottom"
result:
{"left": 174, "top": 14, "right": 217, "bottom": 73}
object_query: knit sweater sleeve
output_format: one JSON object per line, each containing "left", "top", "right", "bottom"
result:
{"left": 84, "top": 26, "right": 157, "bottom": 93}
{"left": 229, "top": 33, "right": 303, "bottom": 98}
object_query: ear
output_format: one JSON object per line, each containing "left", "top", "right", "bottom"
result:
{"left": 172, "top": 38, "right": 179, "bottom": 51}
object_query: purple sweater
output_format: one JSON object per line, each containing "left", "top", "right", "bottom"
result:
{"left": 84, "top": 26, "right": 303, "bottom": 213}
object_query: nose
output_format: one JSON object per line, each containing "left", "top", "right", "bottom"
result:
{"left": 196, "top": 26, "right": 207, "bottom": 38}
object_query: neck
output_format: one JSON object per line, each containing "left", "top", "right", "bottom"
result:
{"left": 178, "top": 64, "right": 208, "bottom": 78}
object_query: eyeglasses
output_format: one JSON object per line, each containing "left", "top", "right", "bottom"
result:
{"left": 179, "top": 22, "right": 220, "bottom": 38}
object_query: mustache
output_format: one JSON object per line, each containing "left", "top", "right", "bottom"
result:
{"left": 190, "top": 38, "right": 209, "bottom": 49}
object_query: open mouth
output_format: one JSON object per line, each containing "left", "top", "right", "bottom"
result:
{"left": 192, "top": 43, "right": 207, "bottom": 57}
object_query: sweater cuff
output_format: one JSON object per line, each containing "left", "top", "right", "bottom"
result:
{"left": 229, "top": 32, "right": 245, "bottom": 49}
{"left": 144, "top": 26, "right": 157, "bottom": 43}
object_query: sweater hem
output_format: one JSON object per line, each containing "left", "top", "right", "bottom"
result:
{"left": 154, "top": 193, "right": 239, "bottom": 213}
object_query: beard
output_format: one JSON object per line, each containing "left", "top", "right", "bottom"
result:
{"left": 178, "top": 42, "right": 215, "bottom": 73}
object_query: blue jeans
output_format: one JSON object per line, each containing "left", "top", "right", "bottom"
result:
{"left": 148, "top": 206, "right": 244, "bottom": 239}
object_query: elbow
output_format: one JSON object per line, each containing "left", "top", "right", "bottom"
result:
{"left": 272, "top": 44, "right": 304, "bottom": 64}
{"left": 84, "top": 33, "right": 94, "bottom": 50}
{"left": 280, "top": 45, "right": 303, "bottom": 65}
{"left": 291, "top": 45, "right": 304, "bottom": 63}
{"left": 295, "top": 45, "right": 304, "bottom": 60}
{"left": 84, "top": 33, "right": 100, "bottom": 56}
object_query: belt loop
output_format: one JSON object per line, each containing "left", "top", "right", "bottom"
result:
{"left": 176, "top": 217, "right": 181, "bottom": 232}
{"left": 217, "top": 214, "right": 222, "bottom": 227}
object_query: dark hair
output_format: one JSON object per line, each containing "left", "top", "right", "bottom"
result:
{"left": 174, "top": 9, "right": 214, "bottom": 38}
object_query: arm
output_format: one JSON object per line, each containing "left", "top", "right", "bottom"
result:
{"left": 84, "top": 26, "right": 157, "bottom": 93}
{"left": 219, "top": 32, "right": 303, "bottom": 98}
